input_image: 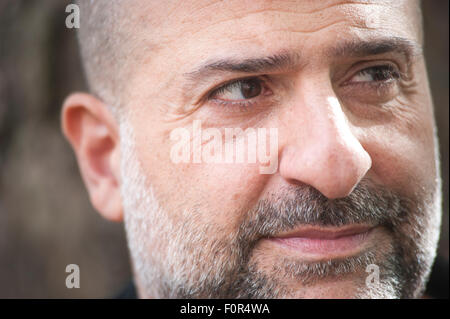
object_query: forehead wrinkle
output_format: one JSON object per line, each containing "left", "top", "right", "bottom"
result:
{"left": 164, "top": 0, "right": 393, "bottom": 38}
{"left": 189, "top": 0, "right": 387, "bottom": 20}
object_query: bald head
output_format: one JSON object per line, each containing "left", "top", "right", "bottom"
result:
{"left": 76, "top": 0, "right": 424, "bottom": 113}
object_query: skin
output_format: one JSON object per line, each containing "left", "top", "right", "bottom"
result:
{"left": 62, "top": 0, "right": 441, "bottom": 298}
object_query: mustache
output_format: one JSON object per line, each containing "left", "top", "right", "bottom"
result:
{"left": 237, "top": 179, "right": 412, "bottom": 243}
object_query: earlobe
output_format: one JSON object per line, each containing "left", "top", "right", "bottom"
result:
{"left": 61, "top": 93, "right": 123, "bottom": 222}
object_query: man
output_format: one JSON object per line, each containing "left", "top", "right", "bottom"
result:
{"left": 62, "top": 0, "right": 442, "bottom": 298}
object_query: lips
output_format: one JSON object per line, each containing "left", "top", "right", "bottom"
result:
{"left": 267, "top": 225, "right": 375, "bottom": 258}
{"left": 275, "top": 225, "right": 373, "bottom": 239}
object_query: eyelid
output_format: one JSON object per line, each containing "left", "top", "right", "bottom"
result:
{"left": 340, "top": 61, "right": 403, "bottom": 87}
{"left": 351, "top": 65, "right": 400, "bottom": 83}
{"left": 205, "top": 76, "right": 272, "bottom": 111}
{"left": 208, "top": 76, "right": 265, "bottom": 99}
{"left": 336, "top": 62, "right": 405, "bottom": 105}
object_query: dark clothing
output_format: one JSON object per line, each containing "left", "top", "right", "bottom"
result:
{"left": 425, "top": 254, "right": 449, "bottom": 299}
{"left": 116, "top": 280, "right": 138, "bottom": 299}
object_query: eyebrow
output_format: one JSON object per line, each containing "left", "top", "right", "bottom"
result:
{"left": 184, "top": 51, "right": 301, "bottom": 81}
{"left": 183, "top": 36, "right": 422, "bottom": 85}
{"left": 328, "top": 37, "right": 422, "bottom": 61}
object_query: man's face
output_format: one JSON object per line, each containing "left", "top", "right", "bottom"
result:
{"left": 92, "top": 0, "right": 441, "bottom": 298}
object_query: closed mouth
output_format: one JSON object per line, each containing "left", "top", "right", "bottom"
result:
{"left": 266, "top": 225, "right": 376, "bottom": 259}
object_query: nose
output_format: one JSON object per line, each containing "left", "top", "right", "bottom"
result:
{"left": 279, "top": 96, "right": 372, "bottom": 199}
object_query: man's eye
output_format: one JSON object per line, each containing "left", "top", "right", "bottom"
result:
{"left": 350, "top": 65, "right": 400, "bottom": 83}
{"left": 210, "top": 78, "right": 263, "bottom": 101}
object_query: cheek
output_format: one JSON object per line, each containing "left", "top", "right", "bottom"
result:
{"left": 178, "top": 163, "right": 270, "bottom": 230}
{"left": 365, "top": 125, "right": 437, "bottom": 199}
{"left": 129, "top": 107, "right": 273, "bottom": 230}
{"left": 198, "top": 162, "right": 270, "bottom": 213}
{"left": 134, "top": 125, "right": 270, "bottom": 230}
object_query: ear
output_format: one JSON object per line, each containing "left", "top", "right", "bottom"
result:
{"left": 61, "top": 93, "right": 123, "bottom": 222}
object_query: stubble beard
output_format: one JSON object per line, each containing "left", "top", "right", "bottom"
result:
{"left": 119, "top": 120, "right": 441, "bottom": 299}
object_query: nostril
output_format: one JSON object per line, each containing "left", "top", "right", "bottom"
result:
{"left": 279, "top": 141, "right": 372, "bottom": 200}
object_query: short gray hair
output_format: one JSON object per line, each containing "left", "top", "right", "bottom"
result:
{"left": 76, "top": 0, "right": 132, "bottom": 112}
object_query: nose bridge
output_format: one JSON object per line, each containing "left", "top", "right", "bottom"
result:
{"left": 279, "top": 84, "right": 372, "bottom": 199}
{"left": 298, "top": 76, "right": 349, "bottom": 143}
{"left": 317, "top": 96, "right": 359, "bottom": 152}
{"left": 297, "top": 78, "right": 359, "bottom": 158}
{"left": 304, "top": 94, "right": 365, "bottom": 173}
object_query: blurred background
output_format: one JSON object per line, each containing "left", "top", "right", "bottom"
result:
{"left": 0, "top": 0, "right": 448, "bottom": 298}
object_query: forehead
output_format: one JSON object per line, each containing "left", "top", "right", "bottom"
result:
{"left": 137, "top": 0, "right": 419, "bottom": 43}
{"left": 128, "top": 0, "right": 420, "bottom": 71}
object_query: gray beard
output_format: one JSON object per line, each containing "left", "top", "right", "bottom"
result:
{"left": 120, "top": 121, "right": 441, "bottom": 299}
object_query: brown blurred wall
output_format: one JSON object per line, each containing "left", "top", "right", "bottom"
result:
{"left": 0, "top": 0, "right": 131, "bottom": 298}
{"left": 0, "top": 0, "right": 448, "bottom": 298}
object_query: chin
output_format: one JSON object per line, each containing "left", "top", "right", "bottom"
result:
{"left": 283, "top": 279, "right": 382, "bottom": 299}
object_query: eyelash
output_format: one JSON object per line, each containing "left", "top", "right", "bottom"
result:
{"left": 210, "top": 97, "right": 258, "bottom": 110}
{"left": 206, "top": 64, "right": 401, "bottom": 109}
{"left": 342, "top": 65, "right": 403, "bottom": 101}
{"left": 207, "top": 77, "right": 268, "bottom": 110}
{"left": 345, "top": 64, "right": 401, "bottom": 87}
